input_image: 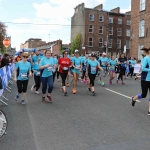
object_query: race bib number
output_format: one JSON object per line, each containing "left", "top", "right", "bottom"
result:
{"left": 21, "top": 73, "right": 27, "bottom": 79}
{"left": 36, "top": 71, "right": 40, "bottom": 76}
{"left": 63, "top": 67, "right": 68, "bottom": 70}
{"left": 76, "top": 65, "right": 80, "bottom": 69}
{"left": 102, "top": 62, "right": 106, "bottom": 66}
{"left": 47, "top": 66, "right": 53, "bottom": 72}
{"left": 91, "top": 66, "right": 96, "bottom": 72}
{"left": 132, "top": 64, "right": 134, "bottom": 67}
{"left": 0, "top": 110, "right": 7, "bottom": 138}
{"left": 110, "top": 65, "right": 115, "bottom": 70}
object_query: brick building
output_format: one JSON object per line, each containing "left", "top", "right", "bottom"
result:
{"left": 71, "top": 3, "right": 131, "bottom": 57}
{"left": 20, "top": 38, "right": 46, "bottom": 49}
{"left": 37, "top": 40, "right": 62, "bottom": 55}
{"left": 130, "top": 0, "right": 150, "bottom": 60}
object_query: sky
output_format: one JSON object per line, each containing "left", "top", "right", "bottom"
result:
{"left": 0, "top": 0, "right": 131, "bottom": 50}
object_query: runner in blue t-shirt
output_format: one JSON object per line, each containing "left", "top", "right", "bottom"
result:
{"left": 14, "top": 52, "right": 32, "bottom": 105}
{"left": 72, "top": 50, "right": 82, "bottom": 94}
{"left": 127, "top": 57, "right": 135, "bottom": 79}
{"left": 86, "top": 53, "right": 103, "bottom": 96}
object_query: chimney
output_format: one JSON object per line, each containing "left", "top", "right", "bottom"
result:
{"left": 110, "top": 7, "right": 120, "bottom": 14}
{"left": 94, "top": 4, "right": 103, "bottom": 10}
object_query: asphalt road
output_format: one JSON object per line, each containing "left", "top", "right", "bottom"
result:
{"left": 0, "top": 75, "right": 150, "bottom": 150}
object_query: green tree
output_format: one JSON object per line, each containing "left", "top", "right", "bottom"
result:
{"left": 70, "top": 33, "right": 82, "bottom": 54}
{"left": 0, "top": 22, "right": 7, "bottom": 54}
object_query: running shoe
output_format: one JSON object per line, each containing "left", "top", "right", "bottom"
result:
{"left": 35, "top": 91, "right": 39, "bottom": 94}
{"left": 15, "top": 94, "right": 19, "bottom": 101}
{"left": 66, "top": 83, "right": 70, "bottom": 87}
{"left": 86, "top": 80, "right": 89, "bottom": 84}
{"left": 83, "top": 79, "right": 86, "bottom": 83}
{"left": 21, "top": 100, "right": 25, "bottom": 105}
{"left": 122, "top": 82, "right": 125, "bottom": 85}
{"left": 42, "top": 97, "right": 45, "bottom": 102}
{"left": 72, "top": 88, "right": 76, "bottom": 94}
{"left": 81, "top": 79, "right": 84, "bottom": 83}
{"left": 60, "top": 87, "right": 64, "bottom": 93}
{"left": 109, "top": 81, "right": 112, "bottom": 85}
{"left": 101, "top": 82, "right": 105, "bottom": 86}
{"left": 31, "top": 85, "right": 35, "bottom": 91}
{"left": 64, "top": 91, "right": 67, "bottom": 96}
{"left": 131, "top": 97, "right": 136, "bottom": 107}
{"left": 98, "top": 80, "right": 101, "bottom": 85}
{"left": 92, "top": 91, "right": 96, "bottom": 96}
{"left": 147, "top": 111, "right": 150, "bottom": 116}
{"left": 116, "top": 80, "right": 118, "bottom": 83}
{"left": 47, "top": 95, "right": 52, "bottom": 103}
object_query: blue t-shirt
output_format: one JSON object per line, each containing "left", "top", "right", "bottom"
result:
{"left": 15, "top": 61, "right": 31, "bottom": 80}
{"left": 32, "top": 55, "right": 43, "bottom": 64}
{"left": 53, "top": 57, "right": 58, "bottom": 64}
{"left": 98, "top": 57, "right": 108, "bottom": 68}
{"left": 32, "top": 63, "right": 41, "bottom": 76}
{"left": 72, "top": 57, "right": 82, "bottom": 69}
{"left": 128, "top": 60, "right": 135, "bottom": 68}
{"left": 141, "top": 56, "right": 150, "bottom": 81}
{"left": 87, "top": 59, "right": 98, "bottom": 74}
{"left": 109, "top": 60, "right": 117, "bottom": 70}
{"left": 39, "top": 57, "right": 56, "bottom": 77}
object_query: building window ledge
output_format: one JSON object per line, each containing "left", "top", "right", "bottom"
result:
{"left": 139, "top": 9, "right": 146, "bottom": 13}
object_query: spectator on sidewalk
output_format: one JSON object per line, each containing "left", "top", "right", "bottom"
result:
{"left": 1, "top": 53, "right": 9, "bottom": 68}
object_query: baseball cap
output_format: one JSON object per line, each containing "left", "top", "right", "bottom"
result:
{"left": 102, "top": 52, "right": 107, "bottom": 56}
{"left": 75, "top": 50, "right": 79, "bottom": 53}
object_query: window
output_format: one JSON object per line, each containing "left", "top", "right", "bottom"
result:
{"left": 108, "top": 39, "right": 113, "bottom": 48}
{"left": 99, "top": 38, "right": 103, "bottom": 48}
{"left": 99, "top": 16, "right": 104, "bottom": 22}
{"left": 117, "top": 28, "right": 122, "bottom": 36}
{"left": 88, "top": 37, "right": 93, "bottom": 47}
{"left": 126, "top": 29, "right": 130, "bottom": 36}
{"left": 89, "top": 14, "right": 94, "bottom": 21}
{"left": 109, "top": 17, "right": 113, "bottom": 23}
{"left": 127, "top": 20, "right": 130, "bottom": 25}
{"left": 109, "top": 26, "right": 113, "bottom": 35}
{"left": 89, "top": 25, "right": 94, "bottom": 33}
{"left": 138, "top": 45, "right": 144, "bottom": 60}
{"left": 126, "top": 40, "right": 130, "bottom": 49}
{"left": 139, "top": 20, "right": 145, "bottom": 37}
{"left": 140, "top": 0, "right": 146, "bottom": 11}
{"left": 99, "top": 26, "right": 103, "bottom": 34}
{"left": 118, "top": 18, "right": 122, "bottom": 24}
{"left": 117, "top": 39, "right": 121, "bottom": 49}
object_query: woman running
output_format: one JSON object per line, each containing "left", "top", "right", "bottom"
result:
{"left": 39, "top": 50, "right": 56, "bottom": 103}
{"left": 131, "top": 47, "right": 150, "bottom": 115}
{"left": 72, "top": 50, "right": 82, "bottom": 94}
{"left": 31, "top": 58, "right": 41, "bottom": 94}
{"left": 116, "top": 53, "right": 127, "bottom": 85}
{"left": 127, "top": 57, "right": 135, "bottom": 79}
{"left": 86, "top": 53, "right": 103, "bottom": 96}
{"left": 58, "top": 51, "right": 71, "bottom": 96}
{"left": 14, "top": 52, "right": 32, "bottom": 104}
{"left": 109, "top": 56, "right": 117, "bottom": 84}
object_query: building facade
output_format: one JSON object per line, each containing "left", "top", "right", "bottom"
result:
{"left": 130, "top": 0, "right": 150, "bottom": 60}
{"left": 71, "top": 3, "right": 131, "bottom": 57}
{"left": 20, "top": 38, "right": 46, "bottom": 49}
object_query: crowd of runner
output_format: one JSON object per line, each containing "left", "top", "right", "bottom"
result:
{"left": 10, "top": 47, "right": 150, "bottom": 115}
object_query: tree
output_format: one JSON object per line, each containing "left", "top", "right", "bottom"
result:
{"left": 0, "top": 22, "right": 7, "bottom": 54}
{"left": 70, "top": 33, "right": 82, "bottom": 54}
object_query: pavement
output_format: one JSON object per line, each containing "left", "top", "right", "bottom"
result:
{"left": 0, "top": 75, "right": 150, "bottom": 150}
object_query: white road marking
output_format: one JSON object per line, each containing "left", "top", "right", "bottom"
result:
{"left": 105, "top": 88, "right": 141, "bottom": 102}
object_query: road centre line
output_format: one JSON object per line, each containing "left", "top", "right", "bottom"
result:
{"left": 105, "top": 88, "right": 141, "bottom": 102}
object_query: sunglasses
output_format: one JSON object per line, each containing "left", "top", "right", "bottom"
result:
{"left": 23, "top": 56, "right": 28, "bottom": 58}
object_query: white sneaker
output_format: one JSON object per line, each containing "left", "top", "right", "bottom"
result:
{"left": 31, "top": 85, "right": 35, "bottom": 91}
{"left": 35, "top": 91, "right": 39, "bottom": 94}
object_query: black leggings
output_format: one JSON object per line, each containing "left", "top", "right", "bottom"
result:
{"left": 17, "top": 80, "right": 28, "bottom": 93}
{"left": 34, "top": 75, "right": 41, "bottom": 91}
{"left": 89, "top": 74, "right": 96, "bottom": 86}
{"left": 127, "top": 68, "right": 134, "bottom": 78}
{"left": 140, "top": 80, "right": 150, "bottom": 98}
{"left": 60, "top": 73, "right": 68, "bottom": 86}
{"left": 81, "top": 71, "right": 86, "bottom": 79}
{"left": 53, "top": 71, "right": 56, "bottom": 82}
{"left": 118, "top": 73, "right": 123, "bottom": 81}
{"left": 57, "top": 71, "right": 60, "bottom": 79}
